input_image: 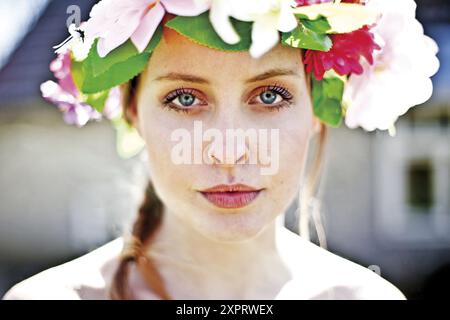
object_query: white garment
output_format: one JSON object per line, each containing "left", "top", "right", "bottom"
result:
{"left": 2, "top": 229, "right": 406, "bottom": 300}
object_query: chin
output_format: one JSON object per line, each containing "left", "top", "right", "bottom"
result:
{"left": 189, "top": 206, "right": 274, "bottom": 243}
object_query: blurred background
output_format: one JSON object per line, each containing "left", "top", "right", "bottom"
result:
{"left": 0, "top": 0, "right": 449, "bottom": 299}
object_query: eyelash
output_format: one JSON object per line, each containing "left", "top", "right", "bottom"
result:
{"left": 162, "top": 87, "right": 201, "bottom": 114}
{"left": 254, "top": 83, "right": 294, "bottom": 112}
{"left": 161, "top": 84, "right": 294, "bottom": 114}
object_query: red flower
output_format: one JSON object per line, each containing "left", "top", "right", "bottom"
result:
{"left": 294, "top": 0, "right": 332, "bottom": 6}
{"left": 293, "top": 0, "right": 378, "bottom": 80}
{"left": 294, "top": 0, "right": 366, "bottom": 6}
{"left": 303, "top": 26, "right": 381, "bottom": 80}
{"left": 342, "top": 0, "right": 367, "bottom": 3}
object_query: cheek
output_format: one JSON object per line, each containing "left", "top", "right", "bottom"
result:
{"left": 268, "top": 106, "right": 312, "bottom": 206}
{"left": 138, "top": 106, "right": 188, "bottom": 188}
{"left": 137, "top": 105, "right": 208, "bottom": 212}
{"left": 280, "top": 110, "right": 312, "bottom": 165}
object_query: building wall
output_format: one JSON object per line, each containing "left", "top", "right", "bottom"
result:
{"left": 0, "top": 101, "right": 144, "bottom": 265}
{"left": 319, "top": 119, "right": 450, "bottom": 297}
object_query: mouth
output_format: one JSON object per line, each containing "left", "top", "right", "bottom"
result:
{"left": 198, "top": 184, "right": 264, "bottom": 209}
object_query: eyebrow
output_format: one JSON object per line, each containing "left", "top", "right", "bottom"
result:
{"left": 244, "top": 68, "right": 300, "bottom": 83}
{"left": 153, "top": 68, "right": 300, "bottom": 84}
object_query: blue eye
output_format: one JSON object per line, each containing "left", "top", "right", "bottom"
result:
{"left": 162, "top": 88, "right": 206, "bottom": 114}
{"left": 260, "top": 90, "right": 279, "bottom": 104}
{"left": 177, "top": 93, "right": 195, "bottom": 107}
{"left": 250, "top": 84, "right": 294, "bottom": 112}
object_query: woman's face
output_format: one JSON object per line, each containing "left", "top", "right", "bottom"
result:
{"left": 130, "top": 28, "right": 321, "bottom": 242}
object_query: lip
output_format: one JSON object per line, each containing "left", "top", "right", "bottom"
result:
{"left": 199, "top": 184, "right": 264, "bottom": 209}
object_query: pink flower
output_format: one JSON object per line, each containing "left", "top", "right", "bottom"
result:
{"left": 41, "top": 50, "right": 122, "bottom": 127}
{"left": 41, "top": 80, "right": 102, "bottom": 127}
{"left": 303, "top": 26, "right": 381, "bottom": 80}
{"left": 49, "top": 49, "right": 78, "bottom": 96}
{"left": 343, "top": 0, "right": 440, "bottom": 132}
{"left": 85, "top": 0, "right": 210, "bottom": 58}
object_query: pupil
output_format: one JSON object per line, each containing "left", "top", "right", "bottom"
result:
{"left": 179, "top": 94, "right": 195, "bottom": 106}
{"left": 261, "top": 91, "right": 276, "bottom": 104}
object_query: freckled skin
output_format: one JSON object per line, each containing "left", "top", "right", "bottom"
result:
{"left": 120, "top": 27, "right": 324, "bottom": 299}
{"left": 128, "top": 27, "right": 321, "bottom": 242}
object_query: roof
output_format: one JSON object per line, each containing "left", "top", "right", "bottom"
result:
{"left": 427, "top": 24, "right": 450, "bottom": 101}
{"left": 0, "top": 0, "right": 95, "bottom": 105}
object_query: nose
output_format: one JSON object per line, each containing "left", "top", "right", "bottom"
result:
{"left": 204, "top": 134, "right": 250, "bottom": 167}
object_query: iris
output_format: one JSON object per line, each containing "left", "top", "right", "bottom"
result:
{"left": 260, "top": 91, "right": 277, "bottom": 104}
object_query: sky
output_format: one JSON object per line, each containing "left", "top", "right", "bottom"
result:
{"left": 0, "top": 0, "right": 50, "bottom": 69}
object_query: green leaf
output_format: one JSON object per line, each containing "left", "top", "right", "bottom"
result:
{"left": 71, "top": 54, "right": 110, "bottom": 112}
{"left": 71, "top": 57, "right": 85, "bottom": 92}
{"left": 300, "top": 17, "right": 331, "bottom": 34}
{"left": 165, "top": 12, "right": 252, "bottom": 51}
{"left": 312, "top": 74, "right": 345, "bottom": 127}
{"left": 281, "top": 23, "right": 332, "bottom": 52}
{"left": 81, "top": 52, "right": 151, "bottom": 94}
{"left": 90, "top": 41, "right": 143, "bottom": 77}
{"left": 89, "top": 24, "right": 163, "bottom": 77}
{"left": 76, "top": 23, "right": 163, "bottom": 95}
{"left": 85, "top": 90, "right": 110, "bottom": 113}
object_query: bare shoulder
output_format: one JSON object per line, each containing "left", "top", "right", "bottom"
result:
{"left": 2, "top": 237, "right": 124, "bottom": 300}
{"left": 276, "top": 228, "right": 406, "bottom": 300}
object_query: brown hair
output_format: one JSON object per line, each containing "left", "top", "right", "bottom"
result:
{"left": 298, "top": 73, "right": 329, "bottom": 248}
{"left": 109, "top": 57, "right": 328, "bottom": 301}
{"left": 109, "top": 76, "right": 172, "bottom": 300}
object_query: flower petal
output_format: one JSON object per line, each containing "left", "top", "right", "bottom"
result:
{"left": 162, "top": 0, "right": 210, "bottom": 16}
{"left": 66, "top": 105, "right": 90, "bottom": 127}
{"left": 41, "top": 81, "right": 77, "bottom": 106}
{"left": 209, "top": 1, "right": 240, "bottom": 44}
{"left": 103, "top": 87, "right": 123, "bottom": 120}
{"left": 101, "top": 9, "right": 144, "bottom": 57}
{"left": 249, "top": 17, "right": 281, "bottom": 58}
{"left": 277, "top": 1, "right": 298, "bottom": 32}
{"left": 131, "top": 2, "right": 165, "bottom": 53}
{"left": 41, "top": 81, "right": 101, "bottom": 127}
{"left": 343, "top": 0, "right": 440, "bottom": 132}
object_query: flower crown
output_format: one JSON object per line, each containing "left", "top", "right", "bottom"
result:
{"left": 41, "top": 0, "right": 440, "bottom": 158}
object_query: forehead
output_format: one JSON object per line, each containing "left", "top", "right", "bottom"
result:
{"left": 144, "top": 27, "right": 304, "bottom": 84}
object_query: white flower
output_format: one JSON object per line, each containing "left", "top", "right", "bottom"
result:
{"left": 53, "top": 23, "right": 94, "bottom": 61}
{"left": 343, "top": 0, "right": 440, "bottom": 132}
{"left": 233, "top": 0, "right": 298, "bottom": 58}
{"left": 197, "top": 0, "right": 298, "bottom": 58}
{"left": 192, "top": 0, "right": 241, "bottom": 44}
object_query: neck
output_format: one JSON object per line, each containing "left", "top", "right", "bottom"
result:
{"left": 143, "top": 207, "right": 291, "bottom": 299}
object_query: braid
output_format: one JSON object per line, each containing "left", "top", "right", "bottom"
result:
{"left": 109, "top": 181, "right": 166, "bottom": 300}
{"left": 110, "top": 74, "right": 170, "bottom": 299}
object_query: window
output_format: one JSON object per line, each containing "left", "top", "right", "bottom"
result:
{"left": 407, "top": 159, "right": 435, "bottom": 211}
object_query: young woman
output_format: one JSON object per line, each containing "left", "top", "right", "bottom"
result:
{"left": 3, "top": 0, "right": 438, "bottom": 300}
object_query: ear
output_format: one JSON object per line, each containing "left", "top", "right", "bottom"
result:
{"left": 311, "top": 116, "right": 323, "bottom": 138}
{"left": 126, "top": 94, "right": 143, "bottom": 137}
